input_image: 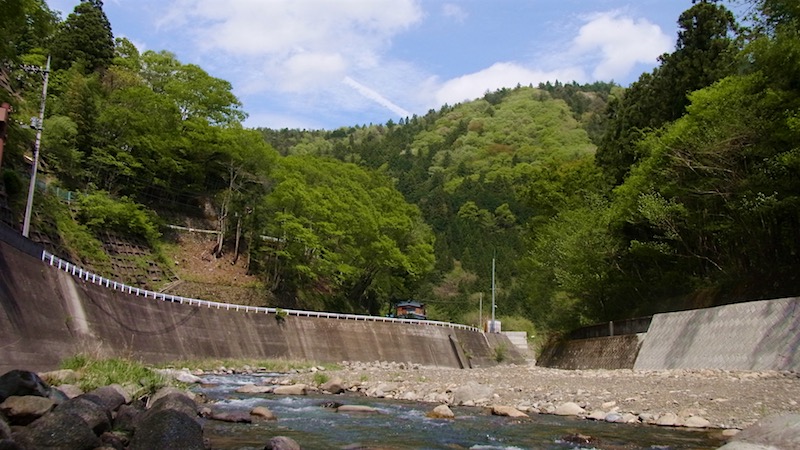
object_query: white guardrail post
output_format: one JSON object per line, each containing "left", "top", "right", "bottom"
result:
{"left": 39, "top": 250, "right": 480, "bottom": 332}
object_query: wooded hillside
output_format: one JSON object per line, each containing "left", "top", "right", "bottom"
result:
{"left": 1, "top": 0, "right": 798, "bottom": 335}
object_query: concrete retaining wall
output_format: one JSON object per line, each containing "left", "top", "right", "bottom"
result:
{"left": 634, "top": 298, "right": 800, "bottom": 371}
{"left": 537, "top": 334, "right": 644, "bottom": 370}
{"left": 0, "top": 241, "right": 522, "bottom": 372}
{"left": 537, "top": 297, "right": 800, "bottom": 371}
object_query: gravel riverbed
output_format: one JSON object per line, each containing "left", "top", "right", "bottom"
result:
{"left": 289, "top": 361, "right": 800, "bottom": 431}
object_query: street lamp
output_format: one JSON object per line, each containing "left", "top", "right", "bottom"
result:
{"left": 21, "top": 56, "right": 50, "bottom": 238}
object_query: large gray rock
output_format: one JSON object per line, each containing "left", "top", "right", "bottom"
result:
{"left": 82, "top": 385, "right": 127, "bottom": 412}
{"left": 0, "top": 416, "right": 11, "bottom": 439}
{"left": 12, "top": 410, "right": 101, "bottom": 450}
{"left": 491, "top": 405, "right": 528, "bottom": 418}
{"left": 717, "top": 413, "right": 800, "bottom": 450}
{"left": 236, "top": 384, "right": 273, "bottom": 394}
{"left": 273, "top": 384, "right": 307, "bottom": 395}
{"left": 146, "top": 386, "right": 195, "bottom": 409}
{"left": 452, "top": 381, "right": 494, "bottom": 406}
{"left": 337, "top": 405, "right": 379, "bottom": 414}
{"left": 114, "top": 403, "right": 144, "bottom": 433}
{"left": 0, "top": 371, "right": 52, "bottom": 403}
{"left": 251, "top": 406, "right": 277, "bottom": 421}
{"left": 428, "top": 404, "right": 455, "bottom": 419}
{"left": 264, "top": 436, "right": 301, "bottom": 450}
{"left": 320, "top": 378, "right": 346, "bottom": 394}
{"left": 142, "top": 392, "right": 197, "bottom": 422}
{"left": 55, "top": 397, "right": 112, "bottom": 435}
{"left": 0, "top": 396, "right": 56, "bottom": 425}
{"left": 129, "top": 409, "right": 204, "bottom": 450}
{"left": 554, "top": 402, "right": 586, "bottom": 417}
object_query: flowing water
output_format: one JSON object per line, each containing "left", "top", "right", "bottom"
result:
{"left": 194, "top": 373, "right": 726, "bottom": 450}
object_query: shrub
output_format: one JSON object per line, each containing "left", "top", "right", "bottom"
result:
{"left": 75, "top": 192, "right": 161, "bottom": 245}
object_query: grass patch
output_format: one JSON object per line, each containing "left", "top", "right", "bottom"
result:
{"left": 58, "top": 354, "right": 170, "bottom": 395}
{"left": 312, "top": 372, "right": 330, "bottom": 385}
{"left": 493, "top": 343, "right": 508, "bottom": 363}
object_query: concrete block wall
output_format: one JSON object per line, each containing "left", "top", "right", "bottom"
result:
{"left": 634, "top": 298, "right": 800, "bottom": 371}
{"left": 537, "top": 334, "right": 644, "bottom": 370}
{"left": 537, "top": 298, "right": 800, "bottom": 371}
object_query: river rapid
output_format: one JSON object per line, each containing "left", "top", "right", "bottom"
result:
{"left": 194, "top": 373, "right": 726, "bottom": 450}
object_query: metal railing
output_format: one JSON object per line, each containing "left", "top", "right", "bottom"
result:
{"left": 40, "top": 250, "right": 480, "bottom": 332}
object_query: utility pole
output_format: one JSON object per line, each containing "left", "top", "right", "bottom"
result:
{"left": 479, "top": 292, "right": 483, "bottom": 330}
{"left": 22, "top": 56, "right": 50, "bottom": 238}
{"left": 490, "top": 254, "right": 496, "bottom": 333}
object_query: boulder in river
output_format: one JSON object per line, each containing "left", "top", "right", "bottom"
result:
{"left": 427, "top": 404, "right": 455, "bottom": 419}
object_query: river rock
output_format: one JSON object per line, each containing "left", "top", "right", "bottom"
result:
{"left": 251, "top": 406, "right": 277, "bottom": 421}
{"left": 452, "top": 381, "right": 494, "bottom": 406}
{"left": 492, "top": 405, "right": 528, "bottom": 418}
{"left": 211, "top": 410, "right": 252, "bottom": 423}
{"left": 54, "top": 397, "right": 112, "bottom": 435}
{"left": 554, "top": 402, "right": 586, "bottom": 416}
{"left": 143, "top": 392, "right": 198, "bottom": 420}
{"left": 83, "top": 385, "right": 128, "bottom": 411}
{"left": 114, "top": 403, "right": 144, "bottom": 433}
{"left": 684, "top": 416, "right": 711, "bottom": 428}
{"left": 273, "top": 384, "right": 308, "bottom": 395}
{"left": 604, "top": 412, "right": 624, "bottom": 423}
{"left": 0, "top": 370, "right": 52, "bottom": 403}
{"left": 427, "top": 405, "right": 455, "bottom": 419}
{"left": 587, "top": 409, "right": 608, "bottom": 421}
{"left": 236, "top": 384, "right": 274, "bottom": 394}
{"left": 320, "top": 378, "right": 346, "bottom": 394}
{"left": 717, "top": 413, "right": 800, "bottom": 450}
{"left": 147, "top": 386, "right": 195, "bottom": 409}
{"left": 56, "top": 384, "right": 84, "bottom": 399}
{"left": 13, "top": 409, "right": 102, "bottom": 450}
{"left": 0, "top": 396, "right": 56, "bottom": 425}
{"left": 400, "top": 391, "right": 419, "bottom": 401}
{"left": 337, "top": 405, "right": 379, "bottom": 414}
{"left": 0, "top": 416, "right": 10, "bottom": 439}
{"left": 264, "top": 436, "right": 301, "bottom": 450}
{"left": 129, "top": 408, "right": 204, "bottom": 450}
{"left": 656, "top": 412, "right": 679, "bottom": 426}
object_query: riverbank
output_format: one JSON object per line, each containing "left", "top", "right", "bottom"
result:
{"left": 288, "top": 361, "right": 800, "bottom": 431}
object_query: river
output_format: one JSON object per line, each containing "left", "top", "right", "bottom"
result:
{"left": 194, "top": 373, "right": 726, "bottom": 450}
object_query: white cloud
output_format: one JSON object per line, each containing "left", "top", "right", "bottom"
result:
{"left": 571, "top": 11, "right": 672, "bottom": 80}
{"left": 157, "top": 0, "right": 425, "bottom": 113}
{"left": 433, "top": 63, "right": 586, "bottom": 106}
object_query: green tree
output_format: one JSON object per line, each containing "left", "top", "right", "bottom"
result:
{"left": 51, "top": 0, "right": 115, "bottom": 73}
{"left": 596, "top": 0, "right": 740, "bottom": 184}
{"left": 259, "top": 156, "right": 435, "bottom": 313}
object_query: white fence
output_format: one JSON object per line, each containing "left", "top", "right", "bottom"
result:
{"left": 40, "top": 250, "right": 479, "bottom": 332}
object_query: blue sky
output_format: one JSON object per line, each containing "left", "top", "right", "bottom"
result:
{"left": 48, "top": 0, "right": 704, "bottom": 130}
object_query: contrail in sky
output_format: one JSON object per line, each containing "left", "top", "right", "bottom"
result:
{"left": 343, "top": 76, "right": 411, "bottom": 119}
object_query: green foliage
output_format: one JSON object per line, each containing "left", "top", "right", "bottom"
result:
{"left": 59, "top": 354, "right": 169, "bottom": 395}
{"left": 75, "top": 192, "right": 160, "bottom": 245}
{"left": 51, "top": 0, "right": 115, "bottom": 73}
{"left": 596, "top": 0, "right": 741, "bottom": 185}
{"left": 493, "top": 343, "right": 508, "bottom": 363}
{"left": 312, "top": 372, "right": 330, "bottom": 385}
{"left": 257, "top": 156, "right": 435, "bottom": 313}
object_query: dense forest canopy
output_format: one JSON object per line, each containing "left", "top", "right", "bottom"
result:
{"left": 0, "top": 0, "right": 798, "bottom": 336}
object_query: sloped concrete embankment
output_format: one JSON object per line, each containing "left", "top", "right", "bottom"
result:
{"left": 538, "top": 298, "right": 800, "bottom": 371}
{"left": 0, "top": 241, "right": 520, "bottom": 372}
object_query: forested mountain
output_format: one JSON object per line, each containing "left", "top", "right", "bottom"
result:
{"left": 1, "top": 0, "right": 798, "bottom": 336}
